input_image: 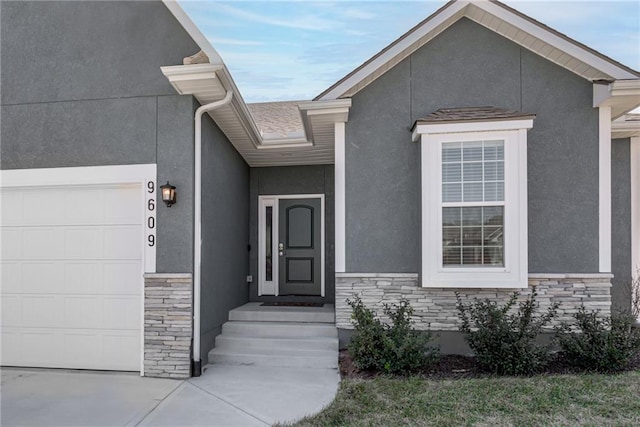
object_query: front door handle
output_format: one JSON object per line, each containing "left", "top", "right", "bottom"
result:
{"left": 279, "top": 242, "right": 284, "bottom": 256}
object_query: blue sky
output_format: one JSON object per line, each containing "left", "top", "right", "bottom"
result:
{"left": 178, "top": 1, "right": 640, "bottom": 103}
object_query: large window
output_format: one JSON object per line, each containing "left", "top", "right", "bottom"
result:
{"left": 413, "top": 118, "right": 533, "bottom": 288}
{"left": 442, "top": 140, "right": 504, "bottom": 267}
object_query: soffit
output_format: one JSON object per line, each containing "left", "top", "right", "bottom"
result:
{"left": 612, "top": 114, "right": 640, "bottom": 139}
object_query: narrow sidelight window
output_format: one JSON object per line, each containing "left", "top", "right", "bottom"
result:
{"left": 265, "top": 206, "right": 273, "bottom": 281}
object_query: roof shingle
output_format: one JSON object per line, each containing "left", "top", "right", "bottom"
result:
{"left": 416, "top": 106, "right": 535, "bottom": 125}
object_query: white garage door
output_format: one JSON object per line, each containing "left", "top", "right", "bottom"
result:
{"left": 1, "top": 165, "right": 156, "bottom": 371}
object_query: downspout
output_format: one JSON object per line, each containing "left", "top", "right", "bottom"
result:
{"left": 192, "top": 90, "right": 233, "bottom": 377}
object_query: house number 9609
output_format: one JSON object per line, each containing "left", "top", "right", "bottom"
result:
{"left": 147, "top": 180, "right": 156, "bottom": 247}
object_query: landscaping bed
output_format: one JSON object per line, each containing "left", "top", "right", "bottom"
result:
{"left": 339, "top": 349, "right": 640, "bottom": 380}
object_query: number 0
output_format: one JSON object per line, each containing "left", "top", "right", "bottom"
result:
{"left": 148, "top": 217, "right": 155, "bottom": 229}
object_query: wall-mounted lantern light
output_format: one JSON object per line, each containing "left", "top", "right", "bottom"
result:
{"left": 160, "top": 181, "right": 177, "bottom": 207}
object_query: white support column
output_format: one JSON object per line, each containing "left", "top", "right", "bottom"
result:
{"left": 598, "top": 106, "right": 612, "bottom": 273}
{"left": 631, "top": 136, "right": 640, "bottom": 280}
{"left": 335, "top": 122, "right": 346, "bottom": 273}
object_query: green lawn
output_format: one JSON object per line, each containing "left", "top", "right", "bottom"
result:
{"left": 288, "top": 372, "right": 640, "bottom": 427}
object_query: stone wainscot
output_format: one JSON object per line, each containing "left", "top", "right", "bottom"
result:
{"left": 143, "top": 273, "right": 193, "bottom": 378}
{"left": 336, "top": 273, "right": 612, "bottom": 331}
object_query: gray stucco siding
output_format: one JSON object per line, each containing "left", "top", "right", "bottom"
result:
{"left": 249, "top": 165, "right": 335, "bottom": 303}
{"left": 611, "top": 138, "right": 632, "bottom": 312}
{"left": 1, "top": 1, "right": 198, "bottom": 105}
{"left": 344, "top": 17, "right": 600, "bottom": 274}
{"left": 521, "top": 48, "right": 599, "bottom": 273}
{"left": 1, "top": 97, "right": 157, "bottom": 169}
{"left": 345, "top": 59, "right": 420, "bottom": 273}
{"left": 200, "top": 110, "right": 250, "bottom": 363}
{"left": 156, "top": 95, "right": 196, "bottom": 274}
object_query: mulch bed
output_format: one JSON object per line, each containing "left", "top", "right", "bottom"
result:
{"left": 338, "top": 349, "right": 640, "bottom": 379}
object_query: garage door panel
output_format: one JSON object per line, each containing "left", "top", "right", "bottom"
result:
{"left": 1, "top": 191, "right": 23, "bottom": 224}
{"left": 20, "top": 331, "right": 64, "bottom": 366}
{"left": 103, "top": 333, "right": 140, "bottom": 369}
{"left": 22, "top": 262, "right": 65, "bottom": 293}
{"left": 64, "top": 296, "right": 103, "bottom": 329}
{"left": 1, "top": 330, "right": 20, "bottom": 362}
{"left": 1, "top": 172, "right": 147, "bottom": 372}
{"left": 23, "top": 228, "right": 64, "bottom": 259}
{"left": 104, "top": 262, "right": 140, "bottom": 295}
{"left": 64, "top": 333, "right": 102, "bottom": 366}
{"left": 103, "top": 297, "right": 140, "bottom": 330}
{"left": 1, "top": 262, "right": 22, "bottom": 292}
{"left": 66, "top": 188, "right": 105, "bottom": 224}
{"left": 103, "top": 226, "right": 142, "bottom": 259}
{"left": 2, "top": 295, "right": 22, "bottom": 327}
{"left": 1, "top": 229, "right": 23, "bottom": 259}
{"left": 23, "top": 189, "right": 67, "bottom": 225}
{"left": 64, "top": 262, "right": 103, "bottom": 294}
{"left": 104, "top": 186, "right": 141, "bottom": 223}
{"left": 22, "top": 295, "right": 63, "bottom": 328}
{"left": 65, "top": 228, "right": 103, "bottom": 259}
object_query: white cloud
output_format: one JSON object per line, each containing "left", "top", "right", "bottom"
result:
{"left": 208, "top": 37, "right": 264, "bottom": 46}
{"left": 214, "top": 3, "right": 339, "bottom": 31}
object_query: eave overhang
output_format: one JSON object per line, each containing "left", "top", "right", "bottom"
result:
{"left": 594, "top": 80, "right": 640, "bottom": 120}
{"left": 161, "top": 64, "right": 352, "bottom": 167}
{"left": 612, "top": 114, "right": 640, "bottom": 139}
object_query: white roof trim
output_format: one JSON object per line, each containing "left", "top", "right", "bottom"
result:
{"left": 317, "top": 0, "right": 638, "bottom": 100}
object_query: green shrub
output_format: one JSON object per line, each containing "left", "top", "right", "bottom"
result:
{"left": 347, "top": 297, "right": 439, "bottom": 374}
{"left": 455, "top": 287, "right": 559, "bottom": 375}
{"left": 555, "top": 307, "right": 640, "bottom": 372}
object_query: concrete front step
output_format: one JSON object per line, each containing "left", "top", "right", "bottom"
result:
{"left": 215, "top": 335, "right": 339, "bottom": 353}
{"left": 209, "top": 349, "right": 338, "bottom": 369}
{"left": 228, "top": 303, "right": 335, "bottom": 323}
{"left": 210, "top": 303, "right": 338, "bottom": 369}
{"left": 222, "top": 321, "right": 337, "bottom": 339}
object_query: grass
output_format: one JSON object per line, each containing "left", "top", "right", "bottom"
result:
{"left": 286, "top": 372, "right": 640, "bottom": 427}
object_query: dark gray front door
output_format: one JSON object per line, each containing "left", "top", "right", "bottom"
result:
{"left": 278, "top": 198, "right": 322, "bottom": 296}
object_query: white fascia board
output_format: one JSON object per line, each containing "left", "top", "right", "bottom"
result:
{"left": 161, "top": 63, "right": 223, "bottom": 80}
{"left": 298, "top": 99, "right": 352, "bottom": 111}
{"left": 414, "top": 118, "right": 534, "bottom": 135}
{"left": 594, "top": 80, "right": 640, "bottom": 107}
{"left": 480, "top": 1, "right": 637, "bottom": 80}
{"left": 317, "top": 2, "right": 469, "bottom": 100}
{"left": 298, "top": 99, "right": 352, "bottom": 122}
{"left": 161, "top": 0, "right": 224, "bottom": 65}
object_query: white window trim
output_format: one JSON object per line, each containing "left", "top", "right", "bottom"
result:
{"left": 417, "top": 120, "right": 532, "bottom": 288}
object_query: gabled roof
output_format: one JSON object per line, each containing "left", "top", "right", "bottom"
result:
{"left": 316, "top": 0, "right": 640, "bottom": 101}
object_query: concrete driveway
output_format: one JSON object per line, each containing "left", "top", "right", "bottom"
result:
{"left": 1, "top": 365, "right": 339, "bottom": 426}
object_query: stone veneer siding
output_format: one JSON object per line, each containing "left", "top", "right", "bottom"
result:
{"left": 143, "top": 273, "right": 193, "bottom": 379}
{"left": 336, "top": 273, "right": 612, "bottom": 331}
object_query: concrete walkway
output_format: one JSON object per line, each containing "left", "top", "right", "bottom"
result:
{"left": 1, "top": 364, "right": 339, "bottom": 426}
